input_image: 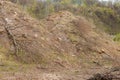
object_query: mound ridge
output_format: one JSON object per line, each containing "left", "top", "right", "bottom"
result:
{"left": 0, "top": 1, "right": 119, "bottom": 67}
{"left": 42, "top": 11, "right": 120, "bottom": 66}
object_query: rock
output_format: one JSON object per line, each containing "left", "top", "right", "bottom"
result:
{"left": 0, "top": 29, "right": 4, "bottom": 34}
{"left": 34, "top": 34, "right": 38, "bottom": 38}
{"left": 116, "top": 48, "right": 120, "bottom": 51}
{"left": 98, "top": 49, "right": 105, "bottom": 54}
{"left": 5, "top": 18, "right": 12, "bottom": 25}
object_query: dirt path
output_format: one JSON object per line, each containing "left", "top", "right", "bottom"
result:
{"left": 0, "top": 65, "right": 119, "bottom": 80}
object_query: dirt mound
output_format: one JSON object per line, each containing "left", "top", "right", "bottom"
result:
{"left": 0, "top": 1, "right": 48, "bottom": 63}
{"left": 0, "top": 1, "right": 119, "bottom": 67}
{"left": 42, "top": 11, "right": 120, "bottom": 67}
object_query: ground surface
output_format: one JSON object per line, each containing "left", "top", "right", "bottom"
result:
{"left": 0, "top": 65, "right": 119, "bottom": 80}
{"left": 0, "top": 1, "right": 120, "bottom": 80}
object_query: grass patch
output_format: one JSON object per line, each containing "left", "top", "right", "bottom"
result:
{"left": 68, "top": 33, "right": 79, "bottom": 43}
{"left": 114, "top": 33, "right": 120, "bottom": 42}
{"left": 0, "top": 46, "right": 30, "bottom": 72}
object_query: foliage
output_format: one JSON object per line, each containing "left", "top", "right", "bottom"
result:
{"left": 9, "top": 0, "right": 120, "bottom": 34}
{"left": 26, "top": 0, "right": 55, "bottom": 19}
{"left": 114, "top": 33, "right": 120, "bottom": 41}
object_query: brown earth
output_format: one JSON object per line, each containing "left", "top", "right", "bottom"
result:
{"left": 0, "top": 0, "right": 120, "bottom": 80}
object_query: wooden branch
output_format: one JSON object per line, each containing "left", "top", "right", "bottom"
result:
{"left": 8, "top": 25, "right": 24, "bottom": 31}
{"left": 2, "top": 18, "right": 18, "bottom": 57}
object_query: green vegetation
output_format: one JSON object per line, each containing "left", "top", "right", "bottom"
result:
{"left": 9, "top": 0, "right": 120, "bottom": 35}
{"left": 26, "top": 0, "right": 55, "bottom": 19}
{"left": 80, "top": 6, "right": 120, "bottom": 34}
{"left": 114, "top": 33, "right": 120, "bottom": 41}
{"left": 0, "top": 46, "right": 18, "bottom": 71}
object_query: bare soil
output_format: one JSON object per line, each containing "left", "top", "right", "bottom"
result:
{"left": 0, "top": 1, "right": 120, "bottom": 80}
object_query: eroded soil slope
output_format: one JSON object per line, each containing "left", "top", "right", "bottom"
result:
{"left": 0, "top": 1, "right": 119, "bottom": 66}
{"left": 0, "top": 0, "right": 120, "bottom": 80}
{"left": 41, "top": 11, "right": 120, "bottom": 67}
